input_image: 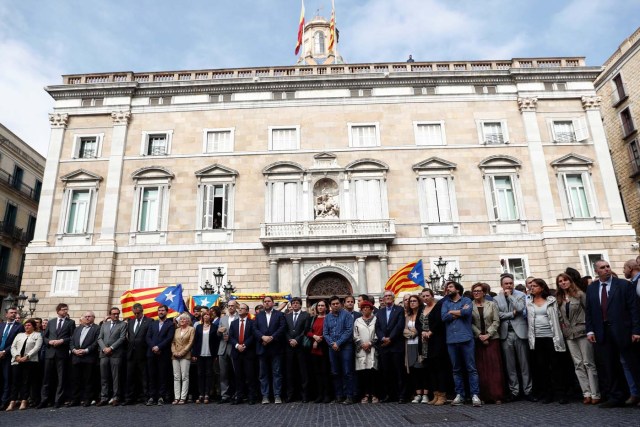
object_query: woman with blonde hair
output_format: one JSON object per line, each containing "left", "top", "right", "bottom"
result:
{"left": 556, "top": 272, "right": 600, "bottom": 404}
{"left": 171, "top": 313, "right": 195, "bottom": 404}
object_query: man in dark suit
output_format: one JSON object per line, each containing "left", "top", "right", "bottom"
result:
{"left": 97, "top": 307, "right": 127, "bottom": 406}
{"left": 229, "top": 303, "right": 257, "bottom": 404}
{"left": 375, "top": 290, "right": 406, "bottom": 403}
{"left": 38, "top": 303, "right": 76, "bottom": 408}
{"left": 0, "top": 306, "right": 25, "bottom": 409}
{"left": 145, "top": 305, "right": 175, "bottom": 406}
{"left": 586, "top": 259, "right": 640, "bottom": 407}
{"left": 624, "top": 259, "right": 640, "bottom": 296}
{"left": 254, "top": 295, "right": 286, "bottom": 404}
{"left": 68, "top": 311, "right": 100, "bottom": 407}
{"left": 124, "top": 303, "right": 152, "bottom": 405}
{"left": 284, "top": 297, "right": 310, "bottom": 402}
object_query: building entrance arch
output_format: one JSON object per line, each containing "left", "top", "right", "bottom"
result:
{"left": 305, "top": 271, "right": 353, "bottom": 308}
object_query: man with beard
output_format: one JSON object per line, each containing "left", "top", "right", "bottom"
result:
{"left": 145, "top": 305, "right": 175, "bottom": 406}
{"left": 124, "top": 303, "right": 152, "bottom": 405}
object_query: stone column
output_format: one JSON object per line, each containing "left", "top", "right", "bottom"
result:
{"left": 518, "top": 97, "right": 558, "bottom": 229}
{"left": 357, "top": 256, "right": 367, "bottom": 295}
{"left": 97, "top": 111, "right": 131, "bottom": 245}
{"left": 582, "top": 96, "right": 628, "bottom": 226}
{"left": 291, "top": 258, "right": 301, "bottom": 297}
{"left": 31, "top": 113, "right": 68, "bottom": 246}
{"left": 269, "top": 259, "right": 279, "bottom": 293}
{"left": 379, "top": 256, "right": 389, "bottom": 289}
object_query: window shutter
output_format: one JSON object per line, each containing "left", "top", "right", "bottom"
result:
{"left": 581, "top": 172, "right": 595, "bottom": 217}
{"left": 561, "top": 173, "right": 574, "bottom": 217}
{"left": 284, "top": 182, "right": 298, "bottom": 222}
{"left": 271, "top": 182, "right": 284, "bottom": 222}
{"left": 489, "top": 176, "right": 499, "bottom": 220}
{"left": 573, "top": 118, "right": 589, "bottom": 142}
{"left": 222, "top": 184, "right": 229, "bottom": 228}
{"left": 436, "top": 177, "right": 452, "bottom": 222}
{"left": 425, "top": 178, "right": 439, "bottom": 222}
{"left": 203, "top": 185, "right": 213, "bottom": 228}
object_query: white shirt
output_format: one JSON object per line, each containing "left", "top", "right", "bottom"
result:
{"left": 265, "top": 310, "right": 272, "bottom": 327}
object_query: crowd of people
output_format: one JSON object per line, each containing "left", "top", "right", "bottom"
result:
{"left": 0, "top": 257, "right": 639, "bottom": 412}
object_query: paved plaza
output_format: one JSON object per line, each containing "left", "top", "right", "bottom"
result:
{"left": 2, "top": 400, "right": 638, "bottom": 427}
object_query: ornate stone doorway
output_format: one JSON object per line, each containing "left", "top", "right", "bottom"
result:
{"left": 306, "top": 272, "right": 353, "bottom": 307}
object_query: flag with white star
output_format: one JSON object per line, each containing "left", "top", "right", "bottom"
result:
{"left": 155, "top": 284, "right": 186, "bottom": 314}
{"left": 385, "top": 259, "right": 425, "bottom": 295}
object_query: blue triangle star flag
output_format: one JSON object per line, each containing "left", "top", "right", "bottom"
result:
{"left": 408, "top": 260, "right": 425, "bottom": 287}
{"left": 192, "top": 294, "right": 220, "bottom": 309}
{"left": 155, "top": 284, "right": 186, "bottom": 314}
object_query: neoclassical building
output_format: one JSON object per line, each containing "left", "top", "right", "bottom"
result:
{"left": 23, "top": 19, "right": 638, "bottom": 317}
{"left": 596, "top": 27, "right": 640, "bottom": 240}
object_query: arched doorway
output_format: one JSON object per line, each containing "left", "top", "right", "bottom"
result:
{"left": 306, "top": 272, "right": 353, "bottom": 307}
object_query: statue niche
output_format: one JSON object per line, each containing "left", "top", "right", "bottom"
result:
{"left": 313, "top": 178, "right": 340, "bottom": 220}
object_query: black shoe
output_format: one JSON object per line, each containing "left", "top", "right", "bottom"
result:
{"left": 82, "top": 401, "right": 91, "bottom": 407}
{"left": 36, "top": 401, "right": 48, "bottom": 409}
{"left": 542, "top": 397, "right": 554, "bottom": 404}
{"left": 219, "top": 397, "right": 231, "bottom": 404}
{"left": 523, "top": 394, "right": 537, "bottom": 402}
{"left": 380, "top": 396, "right": 392, "bottom": 403}
{"left": 314, "top": 397, "right": 323, "bottom": 403}
{"left": 398, "top": 399, "right": 407, "bottom": 404}
{"left": 230, "top": 399, "right": 240, "bottom": 405}
{"left": 54, "top": 401, "right": 64, "bottom": 409}
{"left": 248, "top": 400, "right": 256, "bottom": 405}
{"left": 335, "top": 396, "right": 345, "bottom": 403}
{"left": 323, "top": 396, "right": 332, "bottom": 404}
{"left": 302, "top": 399, "right": 309, "bottom": 403}
{"left": 599, "top": 399, "right": 625, "bottom": 408}
{"left": 559, "top": 398, "right": 569, "bottom": 405}
{"left": 96, "top": 400, "right": 108, "bottom": 407}
{"left": 66, "top": 401, "right": 80, "bottom": 407}
{"left": 342, "top": 398, "right": 354, "bottom": 405}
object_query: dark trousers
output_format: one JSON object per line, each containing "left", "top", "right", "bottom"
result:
{"left": 379, "top": 351, "right": 404, "bottom": 400}
{"left": 41, "top": 356, "right": 68, "bottom": 404}
{"left": 147, "top": 355, "right": 171, "bottom": 401}
{"left": 71, "top": 362, "right": 95, "bottom": 403}
{"left": 532, "top": 337, "right": 565, "bottom": 400}
{"left": 357, "top": 368, "right": 377, "bottom": 398}
{"left": 0, "top": 356, "right": 11, "bottom": 404}
{"left": 10, "top": 362, "right": 38, "bottom": 401}
{"left": 285, "top": 347, "right": 309, "bottom": 401}
{"left": 125, "top": 357, "right": 148, "bottom": 402}
{"left": 310, "top": 353, "right": 332, "bottom": 400}
{"left": 196, "top": 356, "right": 213, "bottom": 398}
{"left": 232, "top": 354, "right": 257, "bottom": 401}
{"left": 598, "top": 324, "right": 640, "bottom": 402}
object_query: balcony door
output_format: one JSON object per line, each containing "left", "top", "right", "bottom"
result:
{"left": 305, "top": 272, "right": 352, "bottom": 307}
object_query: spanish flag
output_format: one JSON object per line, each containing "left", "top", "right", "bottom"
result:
{"left": 294, "top": 0, "right": 305, "bottom": 55}
{"left": 328, "top": 0, "right": 336, "bottom": 53}
{"left": 121, "top": 286, "right": 181, "bottom": 320}
{"left": 385, "top": 260, "right": 425, "bottom": 295}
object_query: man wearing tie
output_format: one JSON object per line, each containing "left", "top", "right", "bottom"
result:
{"left": 229, "top": 303, "right": 257, "bottom": 404}
{"left": 38, "top": 303, "right": 75, "bottom": 408}
{"left": 285, "top": 297, "right": 310, "bottom": 403}
{"left": 124, "top": 303, "right": 152, "bottom": 405}
{"left": 375, "top": 291, "right": 406, "bottom": 403}
{"left": 0, "top": 306, "right": 24, "bottom": 409}
{"left": 586, "top": 259, "right": 640, "bottom": 407}
{"left": 97, "top": 307, "right": 127, "bottom": 406}
{"left": 68, "top": 311, "right": 100, "bottom": 407}
{"left": 145, "top": 305, "right": 175, "bottom": 406}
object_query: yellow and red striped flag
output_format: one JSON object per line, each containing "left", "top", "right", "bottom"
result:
{"left": 328, "top": 0, "right": 336, "bottom": 53}
{"left": 121, "top": 286, "right": 181, "bottom": 320}
{"left": 294, "top": 0, "right": 305, "bottom": 55}
{"left": 385, "top": 260, "right": 425, "bottom": 295}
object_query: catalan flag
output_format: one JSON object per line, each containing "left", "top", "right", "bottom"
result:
{"left": 120, "top": 285, "right": 184, "bottom": 320}
{"left": 294, "top": 0, "right": 305, "bottom": 55}
{"left": 328, "top": 0, "right": 336, "bottom": 53}
{"left": 384, "top": 260, "right": 425, "bottom": 295}
{"left": 189, "top": 294, "right": 221, "bottom": 312}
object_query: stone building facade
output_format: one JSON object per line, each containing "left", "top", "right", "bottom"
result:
{"left": 0, "top": 123, "right": 45, "bottom": 305}
{"left": 595, "top": 27, "right": 640, "bottom": 242}
{"left": 22, "top": 22, "right": 638, "bottom": 318}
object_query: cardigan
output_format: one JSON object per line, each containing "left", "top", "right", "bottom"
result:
{"left": 171, "top": 326, "right": 195, "bottom": 359}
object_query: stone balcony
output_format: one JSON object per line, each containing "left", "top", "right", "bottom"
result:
{"left": 260, "top": 219, "right": 396, "bottom": 245}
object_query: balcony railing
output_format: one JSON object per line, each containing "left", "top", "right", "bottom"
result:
{"left": 0, "top": 221, "right": 25, "bottom": 242}
{"left": 0, "top": 169, "right": 39, "bottom": 201}
{"left": 260, "top": 219, "right": 396, "bottom": 243}
{"left": 0, "top": 271, "right": 19, "bottom": 292}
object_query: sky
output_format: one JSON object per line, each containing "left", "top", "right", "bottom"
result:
{"left": 1, "top": 0, "right": 639, "bottom": 157}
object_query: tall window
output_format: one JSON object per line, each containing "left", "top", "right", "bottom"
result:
{"left": 422, "top": 177, "right": 452, "bottom": 222}
{"left": 204, "top": 129, "right": 233, "bottom": 153}
{"left": 489, "top": 176, "right": 518, "bottom": 220}
{"left": 550, "top": 119, "right": 589, "bottom": 143}
{"left": 269, "top": 127, "right": 299, "bottom": 151}
{"left": 482, "top": 122, "right": 506, "bottom": 144}
{"left": 78, "top": 137, "right": 98, "bottom": 158}
{"left": 414, "top": 122, "right": 445, "bottom": 146}
{"left": 138, "top": 187, "right": 160, "bottom": 232}
{"left": 353, "top": 179, "right": 383, "bottom": 219}
{"left": 130, "top": 167, "right": 173, "bottom": 239}
{"left": 141, "top": 131, "right": 172, "bottom": 156}
{"left": 66, "top": 190, "right": 91, "bottom": 233}
{"left": 562, "top": 174, "right": 592, "bottom": 218}
{"left": 270, "top": 182, "right": 299, "bottom": 222}
{"left": 202, "top": 184, "right": 229, "bottom": 229}
{"left": 621, "top": 108, "right": 636, "bottom": 136}
{"left": 314, "top": 31, "right": 325, "bottom": 55}
{"left": 612, "top": 74, "right": 627, "bottom": 105}
{"left": 349, "top": 124, "right": 380, "bottom": 147}
{"left": 630, "top": 140, "right": 640, "bottom": 173}
{"left": 502, "top": 257, "right": 528, "bottom": 283}
{"left": 131, "top": 267, "right": 158, "bottom": 289}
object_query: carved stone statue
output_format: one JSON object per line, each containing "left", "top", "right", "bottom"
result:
{"left": 313, "top": 179, "right": 340, "bottom": 219}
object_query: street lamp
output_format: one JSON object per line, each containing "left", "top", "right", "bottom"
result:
{"left": 426, "top": 257, "right": 463, "bottom": 295}
{"left": 3, "top": 292, "right": 38, "bottom": 318}
{"left": 223, "top": 280, "right": 236, "bottom": 302}
{"left": 448, "top": 268, "right": 463, "bottom": 283}
{"left": 27, "top": 293, "right": 39, "bottom": 316}
{"left": 212, "top": 267, "right": 225, "bottom": 294}
{"left": 200, "top": 279, "right": 214, "bottom": 295}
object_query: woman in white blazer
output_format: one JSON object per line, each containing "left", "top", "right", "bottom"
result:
{"left": 7, "top": 319, "right": 42, "bottom": 411}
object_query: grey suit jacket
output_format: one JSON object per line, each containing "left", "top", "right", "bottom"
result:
{"left": 494, "top": 290, "right": 528, "bottom": 340}
{"left": 97, "top": 320, "right": 127, "bottom": 358}
{"left": 217, "top": 315, "right": 237, "bottom": 356}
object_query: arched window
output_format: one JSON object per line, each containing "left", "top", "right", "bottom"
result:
{"left": 314, "top": 31, "right": 325, "bottom": 55}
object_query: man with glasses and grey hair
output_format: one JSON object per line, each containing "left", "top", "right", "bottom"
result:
{"left": 68, "top": 311, "right": 99, "bottom": 407}
{"left": 375, "top": 290, "right": 406, "bottom": 403}
{"left": 217, "top": 300, "right": 238, "bottom": 404}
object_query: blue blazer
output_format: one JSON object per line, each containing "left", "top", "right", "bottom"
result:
{"left": 192, "top": 324, "right": 220, "bottom": 357}
{"left": 375, "top": 305, "right": 405, "bottom": 353}
{"left": 145, "top": 319, "right": 176, "bottom": 357}
{"left": 253, "top": 310, "right": 286, "bottom": 356}
{"left": 0, "top": 321, "right": 25, "bottom": 352}
{"left": 229, "top": 317, "right": 256, "bottom": 359}
{"left": 585, "top": 277, "right": 640, "bottom": 349}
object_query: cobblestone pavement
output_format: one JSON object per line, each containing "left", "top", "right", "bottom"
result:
{"left": 1, "top": 400, "right": 638, "bottom": 427}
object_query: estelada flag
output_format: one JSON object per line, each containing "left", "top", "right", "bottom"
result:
{"left": 121, "top": 286, "right": 182, "bottom": 320}
{"left": 328, "top": 0, "right": 336, "bottom": 52}
{"left": 384, "top": 260, "right": 425, "bottom": 295}
{"left": 294, "top": 0, "right": 305, "bottom": 55}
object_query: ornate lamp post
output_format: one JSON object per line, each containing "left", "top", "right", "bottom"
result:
{"left": 200, "top": 279, "right": 214, "bottom": 295}
{"left": 426, "top": 257, "right": 463, "bottom": 295}
{"left": 210, "top": 267, "right": 237, "bottom": 307}
{"left": 223, "top": 280, "right": 236, "bottom": 302}
{"left": 3, "top": 291, "right": 38, "bottom": 318}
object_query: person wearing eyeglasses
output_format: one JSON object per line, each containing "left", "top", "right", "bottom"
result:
{"left": 229, "top": 303, "right": 257, "bottom": 405}
{"left": 97, "top": 307, "right": 127, "bottom": 407}
{"left": 67, "top": 311, "right": 99, "bottom": 407}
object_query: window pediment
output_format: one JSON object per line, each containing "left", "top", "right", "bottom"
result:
{"left": 412, "top": 157, "right": 457, "bottom": 173}
{"left": 345, "top": 158, "right": 389, "bottom": 172}
{"left": 550, "top": 153, "right": 594, "bottom": 170}
{"left": 311, "top": 152, "right": 340, "bottom": 170}
{"left": 195, "top": 163, "right": 239, "bottom": 178}
{"left": 60, "top": 169, "right": 103, "bottom": 183}
{"left": 131, "top": 166, "right": 175, "bottom": 183}
{"left": 478, "top": 155, "right": 521, "bottom": 170}
{"left": 262, "top": 161, "right": 306, "bottom": 176}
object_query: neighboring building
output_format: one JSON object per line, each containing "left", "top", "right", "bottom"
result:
{"left": 0, "top": 123, "right": 45, "bottom": 306}
{"left": 595, "top": 27, "right": 640, "bottom": 243}
{"left": 23, "top": 18, "right": 637, "bottom": 317}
